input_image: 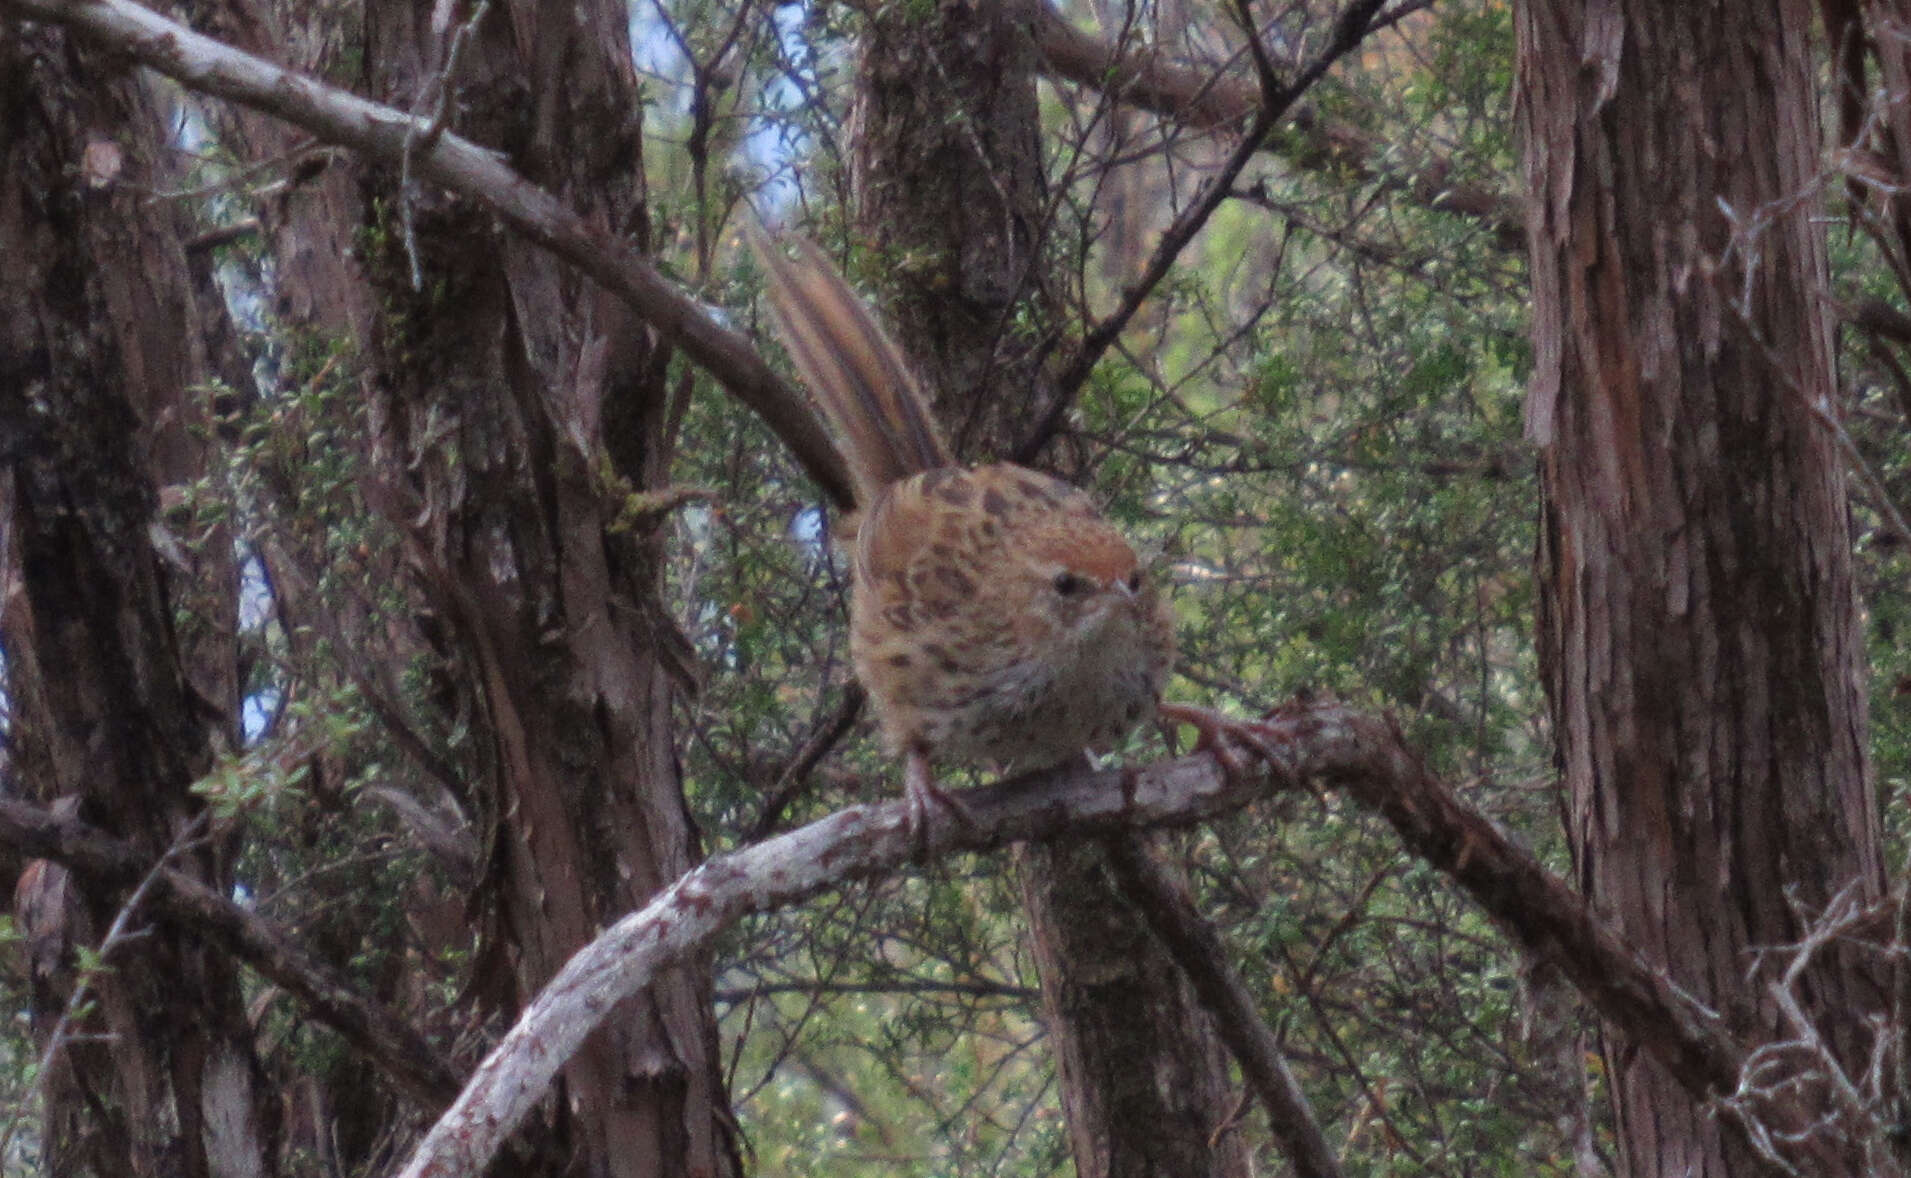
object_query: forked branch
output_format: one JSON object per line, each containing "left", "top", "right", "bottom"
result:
{"left": 1018, "top": 0, "right": 1393, "bottom": 460}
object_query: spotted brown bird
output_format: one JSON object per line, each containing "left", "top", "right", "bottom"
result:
{"left": 756, "top": 232, "right": 1239, "bottom": 831}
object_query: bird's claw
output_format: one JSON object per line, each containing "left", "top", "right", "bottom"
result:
{"left": 1157, "top": 702, "right": 1284, "bottom": 784}
{"left": 904, "top": 749, "right": 977, "bottom": 855}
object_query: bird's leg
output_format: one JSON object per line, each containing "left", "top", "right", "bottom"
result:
{"left": 1157, "top": 702, "right": 1285, "bottom": 783}
{"left": 904, "top": 746, "right": 976, "bottom": 850}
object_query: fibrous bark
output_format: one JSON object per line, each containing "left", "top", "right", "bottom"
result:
{"left": 346, "top": 4, "right": 740, "bottom": 1175}
{"left": 0, "top": 20, "right": 268, "bottom": 1178}
{"left": 1518, "top": 1, "right": 1886, "bottom": 1173}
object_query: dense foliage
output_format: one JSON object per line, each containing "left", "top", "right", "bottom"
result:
{"left": 6, "top": 0, "right": 1911, "bottom": 1174}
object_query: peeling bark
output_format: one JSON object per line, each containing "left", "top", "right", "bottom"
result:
{"left": 350, "top": 4, "right": 740, "bottom": 1175}
{"left": 0, "top": 21, "right": 269, "bottom": 1178}
{"left": 1517, "top": 2, "right": 1886, "bottom": 1173}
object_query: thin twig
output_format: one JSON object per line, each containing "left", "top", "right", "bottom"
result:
{"left": 0, "top": 817, "right": 209, "bottom": 1163}
{"left": 401, "top": 0, "right": 492, "bottom": 289}
{"left": 1017, "top": 0, "right": 1391, "bottom": 461}
{"left": 746, "top": 684, "right": 866, "bottom": 840}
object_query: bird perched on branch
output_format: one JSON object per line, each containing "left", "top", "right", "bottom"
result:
{"left": 754, "top": 231, "right": 1245, "bottom": 833}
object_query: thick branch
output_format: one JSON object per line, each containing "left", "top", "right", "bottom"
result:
{"left": 1034, "top": 6, "right": 1260, "bottom": 130}
{"left": 392, "top": 700, "right": 1757, "bottom": 1178}
{"left": 0, "top": 799, "right": 462, "bottom": 1108}
{"left": 1255, "top": 709, "right": 1747, "bottom": 1099}
{"left": 0, "top": 0, "right": 855, "bottom": 510}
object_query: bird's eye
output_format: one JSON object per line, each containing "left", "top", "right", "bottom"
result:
{"left": 1053, "top": 571, "right": 1087, "bottom": 597}
{"left": 1126, "top": 570, "right": 1144, "bottom": 593}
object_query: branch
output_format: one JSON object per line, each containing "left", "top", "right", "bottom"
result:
{"left": 1103, "top": 838, "right": 1344, "bottom": 1178}
{"left": 0, "top": 799, "right": 462, "bottom": 1108}
{"left": 391, "top": 700, "right": 1760, "bottom": 1178}
{"left": 1262, "top": 708, "right": 1746, "bottom": 1093}
{"left": 1031, "top": 6, "right": 1524, "bottom": 251}
{"left": 1033, "top": 5, "right": 1260, "bottom": 131}
{"left": 746, "top": 683, "right": 865, "bottom": 841}
{"left": 1018, "top": 0, "right": 1393, "bottom": 461}
{"left": 1, "top": 0, "right": 856, "bottom": 511}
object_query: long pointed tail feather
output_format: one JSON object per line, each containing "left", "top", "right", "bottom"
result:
{"left": 751, "top": 229, "right": 952, "bottom": 505}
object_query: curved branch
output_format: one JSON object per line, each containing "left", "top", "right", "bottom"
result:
{"left": 390, "top": 700, "right": 1759, "bottom": 1178}
{"left": 1034, "top": 5, "right": 1260, "bottom": 131}
{"left": 1, "top": 0, "right": 856, "bottom": 510}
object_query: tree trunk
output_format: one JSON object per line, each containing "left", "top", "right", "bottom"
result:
{"left": 852, "top": 2, "right": 1250, "bottom": 1174}
{"left": 0, "top": 23, "right": 269, "bottom": 1178}
{"left": 199, "top": 1, "right": 739, "bottom": 1171}
{"left": 350, "top": 4, "right": 739, "bottom": 1174}
{"left": 1517, "top": 1, "right": 1886, "bottom": 1173}
{"left": 853, "top": 0, "right": 1059, "bottom": 457}
{"left": 1019, "top": 838, "right": 1258, "bottom": 1178}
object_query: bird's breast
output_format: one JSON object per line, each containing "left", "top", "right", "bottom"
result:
{"left": 850, "top": 583, "right": 1171, "bottom": 771}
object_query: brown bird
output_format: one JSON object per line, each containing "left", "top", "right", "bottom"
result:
{"left": 756, "top": 232, "right": 1216, "bottom": 831}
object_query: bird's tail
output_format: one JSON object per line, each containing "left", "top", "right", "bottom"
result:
{"left": 752, "top": 230, "right": 952, "bottom": 506}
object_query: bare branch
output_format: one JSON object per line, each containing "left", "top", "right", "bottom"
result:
{"left": 1102, "top": 838, "right": 1344, "bottom": 1178}
{"left": 1034, "top": 5, "right": 1259, "bottom": 130}
{"left": 1030, "top": 6, "right": 1525, "bottom": 243}
{"left": 746, "top": 684, "right": 866, "bottom": 841}
{"left": 0, "top": 798, "right": 463, "bottom": 1108}
{"left": 1019, "top": 0, "right": 1393, "bottom": 461}
{"left": 391, "top": 700, "right": 1767, "bottom": 1178}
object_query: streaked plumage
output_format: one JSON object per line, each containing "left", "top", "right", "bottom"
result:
{"left": 755, "top": 231, "right": 1176, "bottom": 824}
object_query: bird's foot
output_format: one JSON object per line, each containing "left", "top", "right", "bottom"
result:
{"left": 904, "top": 749, "right": 976, "bottom": 854}
{"left": 1157, "top": 702, "right": 1286, "bottom": 784}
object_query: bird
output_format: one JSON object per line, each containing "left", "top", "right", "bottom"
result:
{"left": 754, "top": 230, "right": 1237, "bottom": 834}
